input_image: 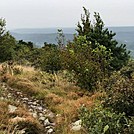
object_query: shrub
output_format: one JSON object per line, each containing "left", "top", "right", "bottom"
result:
{"left": 79, "top": 106, "right": 134, "bottom": 134}
{"left": 120, "top": 59, "right": 134, "bottom": 78}
{"left": 103, "top": 72, "right": 134, "bottom": 116}
{"left": 62, "top": 36, "right": 111, "bottom": 91}
{"left": 30, "top": 44, "right": 62, "bottom": 74}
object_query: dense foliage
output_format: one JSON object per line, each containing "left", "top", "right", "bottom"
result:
{"left": 62, "top": 35, "right": 112, "bottom": 90}
{"left": 0, "top": 19, "right": 16, "bottom": 62}
{"left": 103, "top": 62, "right": 134, "bottom": 116}
{"left": 77, "top": 7, "right": 130, "bottom": 71}
{"left": 80, "top": 106, "right": 134, "bottom": 134}
{"left": 0, "top": 18, "right": 34, "bottom": 64}
{"left": 30, "top": 44, "right": 62, "bottom": 73}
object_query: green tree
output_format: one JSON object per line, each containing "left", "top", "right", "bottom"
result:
{"left": 18, "top": 40, "right": 34, "bottom": 49}
{"left": 77, "top": 7, "right": 130, "bottom": 70}
{"left": 14, "top": 40, "right": 34, "bottom": 64}
{"left": 29, "top": 43, "right": 62, "bottom": 73}
{"left": 62, "top": 35, "right": 112, "bottom": 90}
{"left": 0, "top": 18, "right": 17, "bottom": 62}
{"left": 0, "top": 33, "right": 16, "bottom": 62}
{"left": 41, "top": 44, "right": 62, "bottom": 73}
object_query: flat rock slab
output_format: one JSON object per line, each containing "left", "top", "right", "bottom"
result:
{"left": 8, "top": 105, "right": 17, "bottom": 113}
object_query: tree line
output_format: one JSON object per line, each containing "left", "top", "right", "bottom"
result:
{"left": 0, "top": 8, "right": 130, "bottom": 90}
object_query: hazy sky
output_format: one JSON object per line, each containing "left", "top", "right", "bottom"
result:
{"left": 0, "top": 0, "right": 134, "bottom": 29}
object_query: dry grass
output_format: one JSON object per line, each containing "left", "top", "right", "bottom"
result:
{"left": 0, "top": 64, "right": 103, "bottom": 134}
{"left": 0, "top": 101, "right": 9, "bottom": 128}
{"left": 0, "top": 99, "right": 43, "bottom": 134}
{"left": 15, "top": 65, "right": 35, "bottom": 72}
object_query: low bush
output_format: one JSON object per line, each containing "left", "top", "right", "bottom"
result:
{"left": 103, "top": 72, "right": 134, "bottom": 116}
{"left": 79, "top": 106, "right": 134, "bottom": 134}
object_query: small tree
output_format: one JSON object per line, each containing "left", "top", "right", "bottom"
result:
{"left": 0, "top": 18, "right": 17, "bottom": 62}
{"left": 77, "top": 7, "right": 130, "bottom": 71}
{"left": 63, "top": 35, "right": 112, "bottom": 90}
{"left": 29, "top": 43, "right": 62, "bottom": 73}
{"left": 41, "top": 44, "right": 62, "bottom": 73}
{"left": 0, "top": 32, "right": 16, "bottom": 62}
{"left": 56, "top": 29, "right": 66, "bottom": 49}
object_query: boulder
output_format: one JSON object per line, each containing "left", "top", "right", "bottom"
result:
{"left": 71, "top": 120, "right": 82, "bottom": 131}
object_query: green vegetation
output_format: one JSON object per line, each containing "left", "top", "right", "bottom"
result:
{"left": 0, "top": 8, "right": 133, "bottom": 134}
{"left": 76, "top": 8, "right": 130, "bottom": 71}
{"left": 62, "top": 35, "right": 112, "bottom": 90}
{"left": 80, "top": 106, "right": 134, "bottom": 134}
{"left": 103, "top": 67, "right": 134, "bottom": 116}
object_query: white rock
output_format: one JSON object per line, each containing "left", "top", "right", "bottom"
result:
{"left": 32, "top": 112, "right": 38, "bottom": 118}
{"left": 18, "top": 129, "right": 26, "bottom": 134}
{"left": 29, "top": 109, "right": 33, "bottom": 112}
{"left": 72, "top": 120, "right": 82, "bottom": 126}
{"left": 47, "top": 128, "right": 53, "bottom": 133}
{"left": 43, "top": 109, "right": 47, "bottom": 113}
{"left": 45, "top": 126, "right": 51, "bottom": 129}
{"left": 39, "top": 113, "right": 43, "bottom": 117}
{"left": 33, "top": 101, "right": 37, "bottom": 105}
{"left": 0, "top": 97, "right": 4, "bottom": 100}
{"left": 23, "top": 98, "right": 29, "bottom": 101}
{"left": 20, "top": 95, "right": 23, "bottom": 97}
{"left": 28, "top": 102, "right": 33, "bottom": 105}
{"left": 30, "top": 105, "right": 36, "bottom": 109}
{"left": 39, "top": 116, "right": 45, "bottom": 121}
{"left": 71, "top": 125, "right": 81, "bottom": 131}
{"left": 16, "top": 92, "right": 21, "bottom": 95}
{"left": 37, "top": 106, "right": 43, "bottom": 111}
{"left": 8, "top": 105, "right": 17, "bottom": 113}
{"left": 44, "top": 118, "right": 50, "bottom": 126}
{"left": 71, "top": 120, "right": 82, "bottom": 131}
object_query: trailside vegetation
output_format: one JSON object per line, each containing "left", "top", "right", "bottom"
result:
{"left": 0, "top": 7, "right": 133, "bottom": 134}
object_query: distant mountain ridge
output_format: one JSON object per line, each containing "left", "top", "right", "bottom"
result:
{"left": 11, "top": 32, "right": 74, "bottom": 46}
{"left": 10, "top": 27, "right": 134, "bottom": 57}
{"left": 10, "top": 28, "right": 76, "bottom": 34}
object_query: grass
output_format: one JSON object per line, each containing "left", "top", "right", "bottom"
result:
{"left": 0, "top": 98, "right": 43, "bottom": 134}
{"left": 0, "top": 64, "right": 103, "bottom": 134}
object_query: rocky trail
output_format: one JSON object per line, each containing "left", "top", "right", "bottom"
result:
{"left": 0, "top": 82, "right": 56, "bottom": 134}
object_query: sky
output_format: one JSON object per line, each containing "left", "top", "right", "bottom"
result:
{"left": 0, "top": 0, "right": 134, "bottom": 29}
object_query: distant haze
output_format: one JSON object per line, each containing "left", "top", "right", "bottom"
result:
{"left": 0, "top": 0, "right": 134, "bottom": 29}
{"left": 10, "top": 27, "right": 134, "bottom": 57}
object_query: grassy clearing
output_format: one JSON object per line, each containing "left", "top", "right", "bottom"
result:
{"left": 0, "top": 64, "right": 104, "bottom": 134}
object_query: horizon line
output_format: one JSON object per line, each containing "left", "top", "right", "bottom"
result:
{"left": 8, "top": 25, "right": 134, "bottom": 30}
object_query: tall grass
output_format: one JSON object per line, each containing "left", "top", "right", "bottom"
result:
{"left": 0, "top": 64, "right": 103, "bottom": 133}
